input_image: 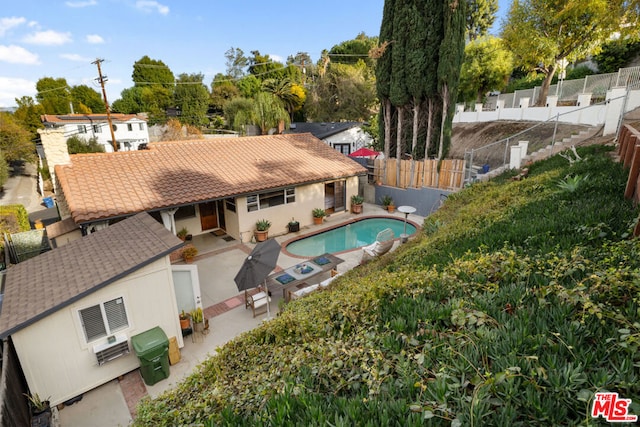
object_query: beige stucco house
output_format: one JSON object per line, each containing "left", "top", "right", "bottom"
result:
{"left": 0, "top": 213, "right": 186, "bottom": 406}
{"left": 39, "top": 131, "right": 367, "bottom": 242}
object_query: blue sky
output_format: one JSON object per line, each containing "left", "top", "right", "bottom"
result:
{"left": 0, "top": 0, "right": 511, "bottom": 109}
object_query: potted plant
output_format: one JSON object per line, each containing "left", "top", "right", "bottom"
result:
{"left": 182, "top": 245, "right": 198, "bottom": 263}
{"left": 176, "top": 227, "right": 189, "bottom": 241}
{"left": 312, "top": 208, "right": 326, "bottom": 225}
{"left": 380, "top": 195, "right": 395, "bottom": 213}
{"left": 288, "top": 218, "right": 300, "bottom": 233}
{"left": 351, "top": 194, "right": 364, "bottom": 214}
{"left": 254, "top": 219, "right": 271, "bottom": 242}
{"left": 179, "top": 310, "right": 190, "bottom": 330}
{"left": 24, "top": 393, "right": 51, "bottom": 426}
{"left": 190, "top": 307, "right": 204, "bottom": 332}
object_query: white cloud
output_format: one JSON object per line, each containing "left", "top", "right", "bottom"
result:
{"left": 60, "top": 53, "right": 92, "bottom": 62}
{"left": 0, "top": 17, "right": 26, "bottom": 37}
{"left": 86, "top": 34, "right": 104, "bottom": 44}
{"left": 0, "top": 77, "right": 36, "bottom": 108}
{"left": 23, "top": 30, "right": 72, "bottom": 46}
{"left": 65, "top": 0, "right": 98, "bottom": 7}
{"left": 0, "top": 45, "right": 40, "bottom": 64}
{"left": 136, "top": 1, "right": 169, "bottom": 15}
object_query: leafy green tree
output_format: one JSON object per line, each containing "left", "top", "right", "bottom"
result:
{"left": 36, "top": 77, "right": 71, "bottom": 114}
{"left": 236, "top": 75, "right": 262, "bottom": 98}
{"left": 0, "top": 112, "right": 36, "bottom": 162}
{"left": 174, "top": 73, "right": 210, "bottom": 126}
{"left": 223, "top": 97, "right": 253, "bottom": 133}
{"left": 459, "top": 36, "right": 514, "bottom": 103}
{"left": 210, "top": 73, "right": 240, "bottom": 114}
{"left": 248, "top": 51, "right": 287, "bottom": 81}
{"left": 466, "top": 0, "right": 498, "bottom": 40}
{"left": 328, "top": 32, "right": 378, "bottom": 68}
{"left": 594, "top": 37, "right": 640, "bottom": 73}
{"left": 305, "top": 61, "right": 377, "bottom": 122}
{"left": 287, "top": 52, "right": 316, "bottom": 85}
{"left": 132, "top": 56, "right": 175, "bottom": 89}
{"left": 70, "top": 85, "right": 106, "bottom": 114}
{"left": 0, "top": 150, "right": 8, "bottom": 189}
{"left": 233, "top": 92, "right": 289, "bottom": 135}
{"left": 502, "top": 0, "right": 620, "bottom": 106}
{"left": 13, "top": 96, "right": 44, "bottom": 140}
{"left": 67, "top": 135, "right": 105, "bottom": 154}
{"left": 225, "top": 47, "right": 249, "bottom": 80}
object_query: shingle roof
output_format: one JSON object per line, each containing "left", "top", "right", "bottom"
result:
{"left": 0, "top": 213, "right": 182, "bottom": 338}
{"left": 56, "top": 133, "right": 367, "bottom": 224}
{"left": 41, "top": 113, "right": 145, "bottom": 124}
{"left": 286, "top": 122, "right": 364, "bottom": 139}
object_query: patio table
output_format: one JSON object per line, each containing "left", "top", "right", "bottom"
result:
{"left": 266, "top": 253, "right": 344, "bottom": 297}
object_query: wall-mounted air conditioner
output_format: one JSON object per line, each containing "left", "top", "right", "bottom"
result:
{"left": 93, "top": 335, "right": 129, "bottom": 366}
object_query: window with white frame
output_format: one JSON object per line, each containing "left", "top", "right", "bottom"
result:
{"left": 225, "top": 197, "right": 236, "bottom": 212}
{"left": 127, "top": 123, "right": 133, "bottom": 131}
{"left": 246, "top": 188, "right": 295, "bottom": 212}
{"left": 93, "top": 124, "right": 102, "bottom": 133}
{"left": 79, "top": 297, "right": 129, "bottom": 342}
{"left": 77, "top": 125, "right": 87, "bottom": 134}
{"left": 139, "top": 123, "right": 144, "bottom": 131}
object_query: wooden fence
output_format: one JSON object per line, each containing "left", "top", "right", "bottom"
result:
{"left": 617, "top": 124, "right": 640, "bottom": 236}
{"left": 373, "top": 158, "right": 465, "bottom": 191}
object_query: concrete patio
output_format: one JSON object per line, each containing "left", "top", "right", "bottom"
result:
{"left": 57, "top": 203, "right": 424, "bottom": 426}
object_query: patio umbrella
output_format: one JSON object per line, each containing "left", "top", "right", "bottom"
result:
{"left": 349, "top": 147, "right": 380, "bottom": 158}
{"left": 234, "top": 238, "right": 281, "bottom": 318}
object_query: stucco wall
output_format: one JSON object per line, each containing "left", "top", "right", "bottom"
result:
{"left": 11, "top": 257, "right": 182, "bottom": 406}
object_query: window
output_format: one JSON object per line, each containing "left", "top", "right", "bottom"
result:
{"left": 139, "top": 123, "right": 145, "bottom": 131}
{"left": 127, "top": 123, "right": 133, "bottom": 131}
{"left": 93, "top": 124, "right": 102, "bottom": 133}
{"left": 175, "top": 205, "right": 196, "bottom": 220}
{"left": 79, "top": 297, "right": 129, "bottom": 342}
{"left": 225, "top": 198, "right": 236, "bottom": 212}
{"left": 77, "top": 125, "right": 87, "bottom": 134}
{"left": 334, "top": 144, "right": 350, "bottom": 155}
{"left": 246, "top": 188, "right": 295, "bottom": 212}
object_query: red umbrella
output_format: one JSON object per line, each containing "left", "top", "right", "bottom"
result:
{"left": 349, "top": 147, "right": 380, "bottom": 158}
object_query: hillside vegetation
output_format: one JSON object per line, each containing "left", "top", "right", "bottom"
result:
{"left": 135, "top": 145, "right": 640, "bottom": 426}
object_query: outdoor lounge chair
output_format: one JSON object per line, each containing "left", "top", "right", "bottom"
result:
{"left": 247, "top": 290, "right": 270, "bottom": 317}
{"left": 361, "top": 228, "right": 395, "bottom": 264}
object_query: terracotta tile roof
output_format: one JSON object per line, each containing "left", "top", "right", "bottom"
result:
{"left": 56, "top": 133, "right": 367, "bottom": 224}
{"left": 0, "top": 213, "right": 182, "bottom": 338}
{"left": 41, "top": 113, "right": 145, "bottom": 124}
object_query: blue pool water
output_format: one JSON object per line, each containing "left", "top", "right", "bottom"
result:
{"left": 286, "top": 218, "right": 417, "bottom": 257}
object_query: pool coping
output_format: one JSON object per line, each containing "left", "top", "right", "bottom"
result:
{"left": 280, "top": 214, "right": 422, "bottom": 258}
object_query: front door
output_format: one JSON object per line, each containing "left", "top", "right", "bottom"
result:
{"left": 172, "top": 265, "right": 203, "bottom": 314}
{"left": 199, "top": 201, "right": 218, "bottom": 231}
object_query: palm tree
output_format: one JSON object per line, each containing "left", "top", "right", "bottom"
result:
{"left": 262, "top": 78, "right": 303, "bottom": 122}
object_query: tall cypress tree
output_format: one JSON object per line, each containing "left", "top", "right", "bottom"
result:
{"left": 376, "top": 0, "right": 466, "bottom": 162}
{"left": 376, "top": 0, "right": 396, "bottom": 160}
{"left": 437, "top": 0, "right": 466, "bottom": 160}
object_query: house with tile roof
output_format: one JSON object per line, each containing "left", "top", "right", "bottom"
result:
{"left": 41, "top": 113, "right": 149, "bottom": 153}
{"left": 40, "top": 130, "right": 367, "bottom": 242}
{"left": 0, "top": 213, "right": 190, "bottom": 406}
{"left": 285, "top": 122, "right": 374, "bottom": 156}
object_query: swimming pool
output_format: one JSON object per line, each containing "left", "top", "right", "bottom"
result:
{"left": 285, "top": 217, "right": 417, "bottom": 257}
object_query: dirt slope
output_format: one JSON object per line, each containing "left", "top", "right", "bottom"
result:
{"left": 449, "top": 121, "right": 598, "bottom": 160}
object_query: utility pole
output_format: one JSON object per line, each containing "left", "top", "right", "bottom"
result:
{"left": 93, "top": 58, "right": 118, "bottom": 152}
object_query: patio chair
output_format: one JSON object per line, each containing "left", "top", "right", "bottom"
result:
{"left": 247, "top": 291, "right": 270, "bottom": 317}
{"left": 361, "top": 228, "right": 395, "bottom": 264}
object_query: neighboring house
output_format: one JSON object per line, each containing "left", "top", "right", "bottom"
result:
{"left": 40, "top": 113, "right": 149, "bottom": 153}
{"left": 0, "top": 213, "right": 189, "bottom": 406}
{"left": 285, "top": 122, "right": 373, "bottom": 155}
{"left": 40, "top": 131, "right": 367, "bottom": 242}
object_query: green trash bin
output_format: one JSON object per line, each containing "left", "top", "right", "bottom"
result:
{"left": 131, "top": 327, "right": 170, "bottom": 386}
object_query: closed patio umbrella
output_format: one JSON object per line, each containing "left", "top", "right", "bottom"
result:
{"left": 234, "top": 238, "right": 281, "bottom": 318}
